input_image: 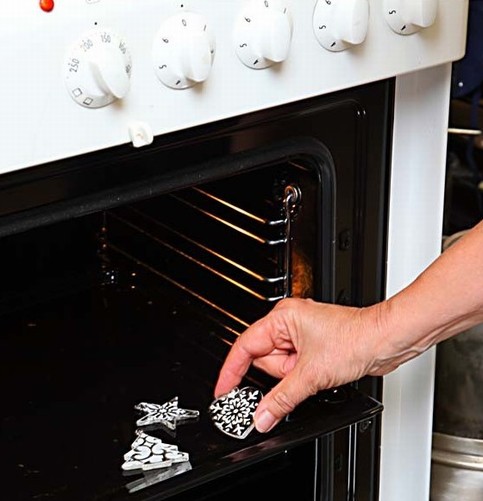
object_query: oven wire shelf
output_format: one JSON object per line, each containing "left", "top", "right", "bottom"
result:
{"left": 103, "top": 183, "right": 301, "bottom": 330}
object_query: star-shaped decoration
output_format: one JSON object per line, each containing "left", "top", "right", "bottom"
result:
{"left": 134, "top": 396, "right": 199, "bottom": 430}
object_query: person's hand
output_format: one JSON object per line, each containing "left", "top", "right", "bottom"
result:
{"left": 214, "top": 221, "right": 483, "bottom": 434}
{"left": 214, "top": 297, "right": 390, "bottom": 434}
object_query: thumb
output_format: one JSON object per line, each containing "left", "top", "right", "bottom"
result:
{"left": 254, "top": 369, "right": 315, "bottom": 433}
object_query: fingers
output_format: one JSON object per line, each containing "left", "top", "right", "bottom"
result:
{"left": 214, "top": 315, "right": 281, "bottom": 397}
{"left": 213, "top": 297, "right": 381, "bottom": 434}
{"left": 252, "top": 350, "right": 298, "bottom": 379}
{"left": 254, "top": 366, "right": 315, "bottom": 433}
{"left": 214, "top": 298, "right": 312, "bottom": 432}
{"left": 213, "top": 340, "right": 251, "bottom": 398}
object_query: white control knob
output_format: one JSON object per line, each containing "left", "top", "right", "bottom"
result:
{"left": 153, "top": 12, "right": 215, "bottom": 89}
{"left": 313, "top": 0, "right": 370, "bottom": 52}
{"left": 234, "top": 0, "right": 293, "bottom": 69}
{"left": 384, "top": 0, "right": 438, "bottom": 35}
{"left": 64, "top": 29, "right": 131, "bottom": 108}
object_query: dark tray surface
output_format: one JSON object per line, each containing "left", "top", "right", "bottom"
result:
{"left": 0, "top": 279, "right": 382, "bottom": 500}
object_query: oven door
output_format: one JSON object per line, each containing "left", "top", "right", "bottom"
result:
{"left": 0, "top": 79, "right": 392, "bottom": 501}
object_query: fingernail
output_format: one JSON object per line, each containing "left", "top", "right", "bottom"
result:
{"left": 255, "top": 409, "right": 277, "bottom": 433}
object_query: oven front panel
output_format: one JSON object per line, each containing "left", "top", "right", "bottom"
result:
{"left": 0, "top": 81, "right": 391, "bottom": 500}
{"left": 1, "top": 0, "right": 468, "bottom": 174}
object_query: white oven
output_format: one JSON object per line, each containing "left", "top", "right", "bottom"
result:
{"left": 0, "top": 1, "right": 469, "bottom": 500}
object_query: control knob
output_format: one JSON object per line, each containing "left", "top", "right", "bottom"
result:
{"left": 234, "top": 0, "right": 292, "bottom": 69}
{"left": 384, "top": 0, "right": 438, "bottom": 35}
{"left": 152, "top": 11, "right": 215, "bottom": 89}
{"left": 313, "top": 0, "right": 370, "bottom": 52}
{"left": 64, "top": 28, "right": 131, "bottom": 108}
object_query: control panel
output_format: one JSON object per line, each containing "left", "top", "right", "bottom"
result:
{"left": 0, "top": 0, "right": 469, "bottom": 172}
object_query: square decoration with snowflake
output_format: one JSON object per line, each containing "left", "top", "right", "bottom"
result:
{"left": 208, "top": 386, "right": 263, "bottom": 440}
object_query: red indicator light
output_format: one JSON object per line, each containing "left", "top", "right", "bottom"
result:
{"left": 39, "top": 0, "right": 55, "bottom": 12}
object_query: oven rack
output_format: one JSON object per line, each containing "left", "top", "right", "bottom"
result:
{"left": 103, "top": 182, "right": 300, "bottom": 329}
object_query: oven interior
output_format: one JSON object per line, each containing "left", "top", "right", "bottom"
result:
{"left": 0, "top": 82, "right": 391, "bottom": 500}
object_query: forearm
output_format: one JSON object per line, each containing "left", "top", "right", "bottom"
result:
{"left": 369, "top": 220, "right": 483, "bottom": 374}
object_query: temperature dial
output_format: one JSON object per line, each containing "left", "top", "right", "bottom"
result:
{"left": 313, "top": 0, "right": 369, "bottom": 52}
{"left": 234, "top": 0, "right": 292, "bottom": 69}
{"left": 64, "top": 29, "right": 131, "bottom": 108}
{"left": 153, "top": 12, "right": 215, "bottom": 89}
{"left": 384, "top": 0, "right": 438, "bottom": 35}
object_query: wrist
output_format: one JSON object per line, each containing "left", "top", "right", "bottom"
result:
{"left": 362, "top": 298, "right": 427, "bottom": 376}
